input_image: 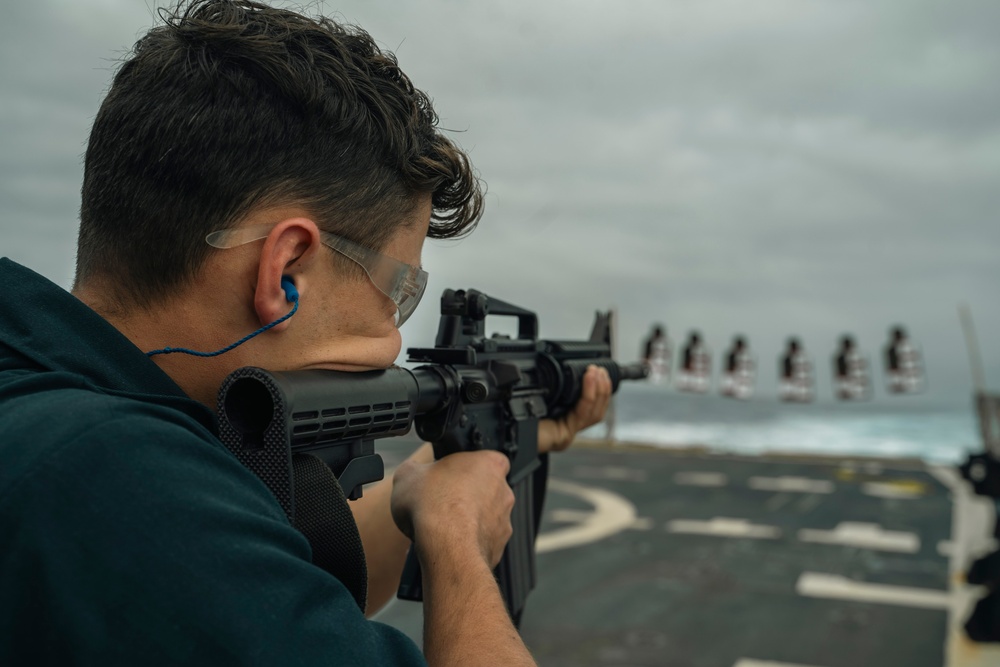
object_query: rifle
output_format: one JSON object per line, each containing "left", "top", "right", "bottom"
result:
{"left": 216, "top": 288, "right": 647, "bottom": 623}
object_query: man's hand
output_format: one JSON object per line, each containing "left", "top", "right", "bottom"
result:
{"left": 391, "top": 449, "right": 514, "bottom": 568}
{"left": 538, "top": 364, "right": 612, "bottom": 454}
{"left": 389, "top": 449, "right": 535, "bottom": 666}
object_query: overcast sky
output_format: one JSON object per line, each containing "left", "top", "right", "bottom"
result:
{"left": 2, "top": 0, "right": 998, "bottom": 406}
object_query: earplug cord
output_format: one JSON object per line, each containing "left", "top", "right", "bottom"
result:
{"left": 146, "top": 278, "right": 299, "bottom": 358}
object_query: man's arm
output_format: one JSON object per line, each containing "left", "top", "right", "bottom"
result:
{"left": 350, "top": 443, "right": 433, "bottom": 616}
{"left": 390, "top": 449, "right": 536, "bottom": 666}
{"left": 350, "top": 448, "right": 533, "bottom": 665}
{"left": 419, "top": 525, "right": 533, "bottom": 666}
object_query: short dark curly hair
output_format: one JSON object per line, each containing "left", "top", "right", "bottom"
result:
{"left": 76, "top": 0, "right": 483, "bottom": 308}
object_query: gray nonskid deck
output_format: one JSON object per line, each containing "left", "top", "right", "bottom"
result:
{"left": 374, "top": 440, "right": 956, "bottom": 666}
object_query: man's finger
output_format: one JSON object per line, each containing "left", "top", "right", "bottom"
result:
{"left": 581, "top": 365, "right": 597, "bottom": 403}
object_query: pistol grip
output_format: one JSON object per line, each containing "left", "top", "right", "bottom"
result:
{"left": 396, "top": 546, "right": 424, "bottom": 601}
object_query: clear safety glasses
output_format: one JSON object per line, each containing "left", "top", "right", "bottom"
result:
{"left": 206, "top": 224, "right": 428, "bottom": 327}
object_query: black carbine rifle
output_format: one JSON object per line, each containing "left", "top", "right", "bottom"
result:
{"left": 216, "top": 288, "right": 647, "bottom": 624}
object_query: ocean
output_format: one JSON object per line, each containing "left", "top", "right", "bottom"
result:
{"left": 586, "top": 381, "right": 982, "bottom": 464}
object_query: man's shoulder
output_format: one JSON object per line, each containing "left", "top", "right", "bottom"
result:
{"left": 2, "top": 371, "right": 175, "bottom": 421}
{"left": 0, "top": 372, "right": 427, "bottom": 666}
{"left": 0, "top": 370, "right": 236, "bottom": 507}
{"left": 1, "top": 367, "right": 191, "bottom": 429}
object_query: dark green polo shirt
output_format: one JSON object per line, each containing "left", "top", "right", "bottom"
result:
{"left": 0, "top": 259, "right": 425, "bottom": 666}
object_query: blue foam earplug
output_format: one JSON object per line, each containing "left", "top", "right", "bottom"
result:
{"left": 281, "top": 276, "right": 299, "bottom": 302}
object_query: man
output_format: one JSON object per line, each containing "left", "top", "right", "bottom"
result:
{"left": 0, "top": 2, "right": 611, "bottom": 665}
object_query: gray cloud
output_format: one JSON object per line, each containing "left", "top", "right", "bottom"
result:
{"left": 3, "top": 0, "right": 998, "bottom": 404}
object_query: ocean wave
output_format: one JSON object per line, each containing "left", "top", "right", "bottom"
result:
{"left": 586, "top": 387, "right": 980, "bottom": 462}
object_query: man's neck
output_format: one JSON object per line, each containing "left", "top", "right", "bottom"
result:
{"left": 72, "top": 281, "right": 237, "bottom": 408}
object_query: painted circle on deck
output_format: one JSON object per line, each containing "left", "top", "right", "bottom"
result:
{"left": 536, "top": 478, "right": 638, "bottom": 554}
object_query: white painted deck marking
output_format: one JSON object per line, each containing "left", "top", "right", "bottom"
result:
{"left": 734, "top": 660, "right": 825, "bottom": 667}
{"left": 862, "top": 480, "right": 925, "bottom": 499}
{"left": 749, "top": 476, "right": 834, "bottom": 494}
{"left": 668, "top": 517, "right": 781, "bottom": 539}
{"left": 798, "top": 522, "right": 920, "bottom": 553}
{"left": 536, "top": 478, "right": 637, "bottom": 554}
{"left": 937, "top": 540, "right": 954, "bottom": 557}
{"left": 573, "top": 466, "right": 647, "bottom": 482}
{"left": 674, "top": 471, "right": 728, "bottom": 487}
{"left": 796, "top": 572, "right": 949, "bottom": 610}
{"left": 552, "top": 512, "right": 656, "bottom": 533}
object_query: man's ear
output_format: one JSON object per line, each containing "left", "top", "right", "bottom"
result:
{"left": 253, "top": 218, "right": 321, "bottom": 331}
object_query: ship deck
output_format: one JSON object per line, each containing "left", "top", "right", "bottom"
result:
{"left": 373, "top": 438, "right": 999, "bottom": 666}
